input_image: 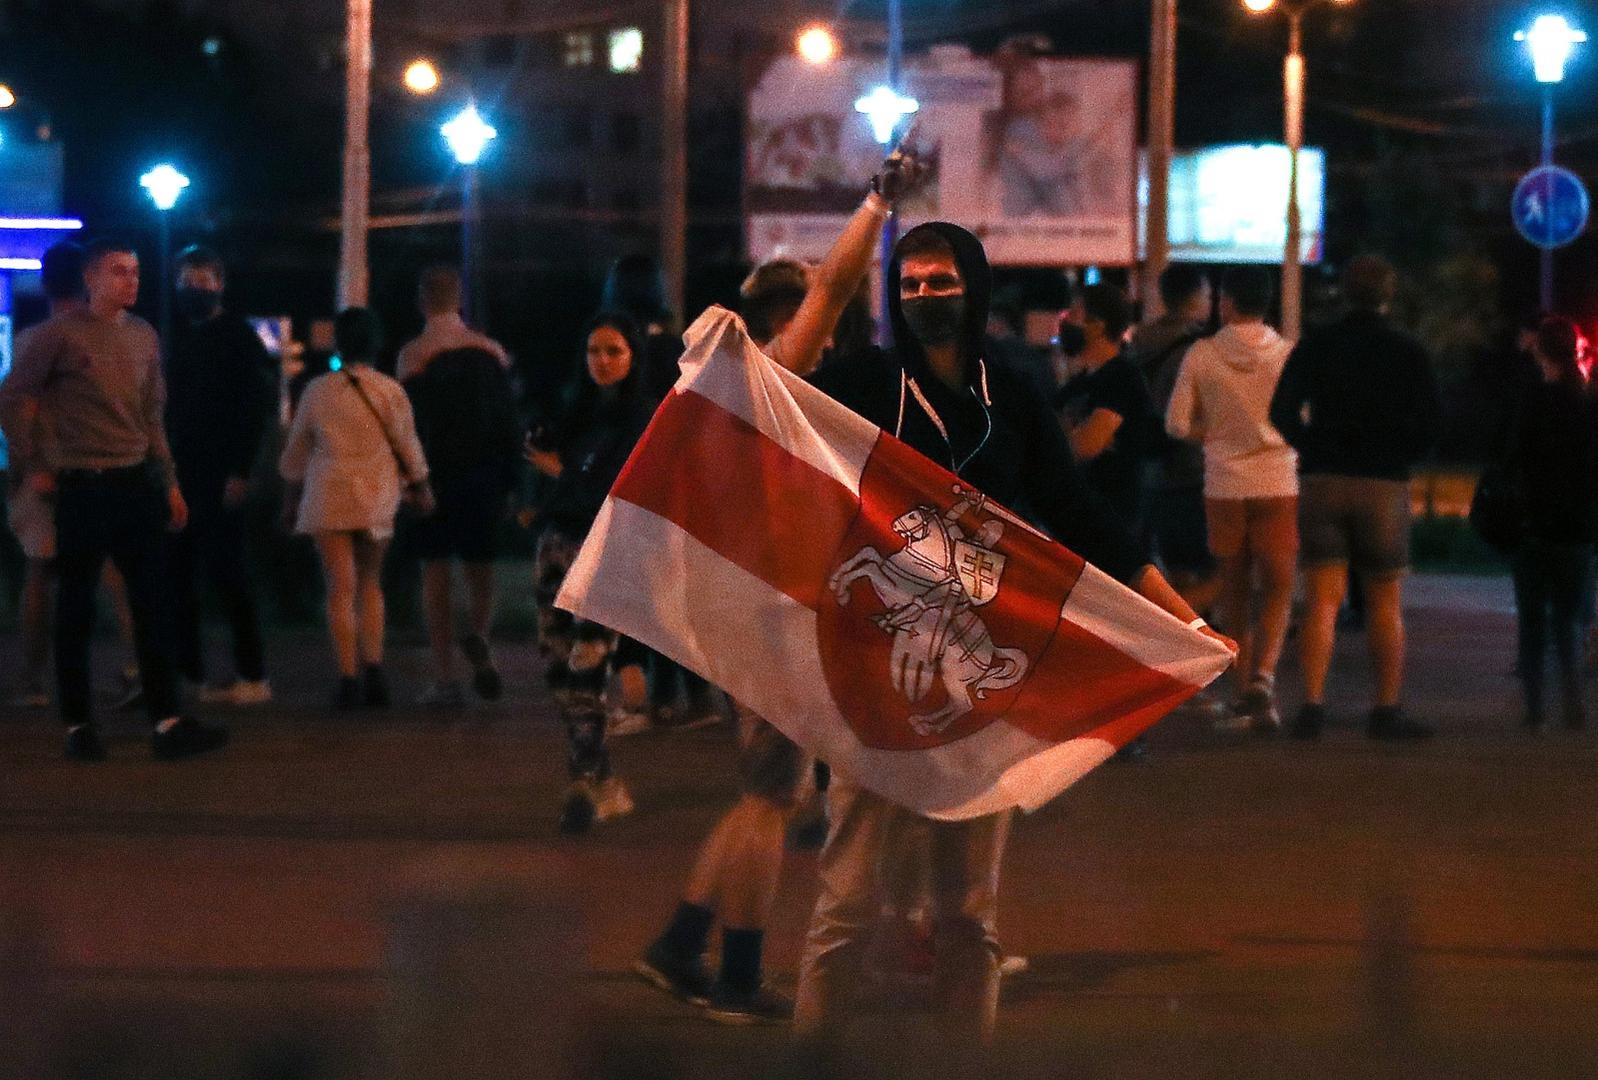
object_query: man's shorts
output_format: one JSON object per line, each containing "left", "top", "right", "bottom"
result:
{"left": 1206, "top": 495, "right": 1299, "bottom": 560}
{"left": 735, "top": 704, "right": 805, "bottom": 808}
{"left": 1298, "top": 474, "right": 1411, "bottom": 579}
{"left": 1148, "top": 485, "right": 1215, "bottom": 577}
{"left": 412, "top": 467, "right": 510, "bottom": 562}
{"left": 6, "top": 485, "right": 56, "bottom": 561}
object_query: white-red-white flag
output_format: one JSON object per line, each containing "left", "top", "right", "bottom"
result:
{"left": 559, "top": 307, "right": 1231, "bottom": 820}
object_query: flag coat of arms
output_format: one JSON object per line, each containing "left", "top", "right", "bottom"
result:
{"left": 558, "top": 307, "right": 1232, "bottom": 820}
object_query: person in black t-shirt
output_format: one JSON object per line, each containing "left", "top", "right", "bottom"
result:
{"left": 1056, "top": 282, "right": 1155, "bottom": 533}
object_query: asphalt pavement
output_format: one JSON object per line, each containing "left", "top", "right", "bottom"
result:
{"left": 2, "top": 572, "right": 1595, "bottom": 1079}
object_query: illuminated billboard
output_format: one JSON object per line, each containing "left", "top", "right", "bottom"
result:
{"left": 1145, "top": 144, "right": 1326, "bottom": 265}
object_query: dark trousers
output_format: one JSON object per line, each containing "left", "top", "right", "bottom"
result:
{"left": 54, "top": 467, "right": 181, "bottom": 727}
{"left": 1512, "top": 539, "right": 1593, "bottom": 714}
{"left": 169, "top": 494, "right": 265, "bottom": 683}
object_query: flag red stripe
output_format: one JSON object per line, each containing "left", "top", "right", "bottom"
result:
{"left": 611, "top": 388, "right": 864, "bottom": 609}
{"left": 1005, "top": 617, "right": 1199, "bottom": 745}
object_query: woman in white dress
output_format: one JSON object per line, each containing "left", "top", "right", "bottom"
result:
{"left": 280, "top": 309, "right": 432, "bottom": 708}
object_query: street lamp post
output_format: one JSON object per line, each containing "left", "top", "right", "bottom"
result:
{"left": 441, "top": 104, "right": 497, "bottom": 326}
{"left": 1244, "top": 0, "right": 1352, "bottom": 341}
{"left": 139, "top": 163, "right": 189, "bottom": 344}
{"left": 1516, "top": 14, "right": 1587, "bottom": 311}
{"left": 339, "top": 0, "right": 372, "bottom": 310}
{"left": 852, "top": 0, "right": 917, "bottom": 344}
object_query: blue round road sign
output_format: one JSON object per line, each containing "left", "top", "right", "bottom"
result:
{"left": 1513, "top": 166, "right": 1590, "bottom": 250}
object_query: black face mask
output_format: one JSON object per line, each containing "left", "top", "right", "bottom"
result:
{"left": 1056, "top": 319, "right": 1087, "bottom": 358}
{"left": 175, "top": 287, "right": 222, "bottom": 321}
{"left": 901, "top": 295, "right": 966, "bottom": 347}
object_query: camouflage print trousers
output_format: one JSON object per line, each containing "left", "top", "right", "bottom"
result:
{"left": 534, "top": 528, "right": 648, "bottom": 780}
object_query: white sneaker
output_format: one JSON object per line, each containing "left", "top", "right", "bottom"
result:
{"left": 605, "top": 707, "right": 653, "bottom": 738}
{"left": 592, "top": 777, "right": 636, "bottom": 822}
{"left": 195, "top": 682, "right": 234, "bottom": 704}
{"left": 999, "top": 954, "right": 1030, "bottom": 978}
{"left": 229, "top": 679, "right": 273, "bottom": 706}
{"left": 418, "top": 680, "right": 468, "bottom": 708}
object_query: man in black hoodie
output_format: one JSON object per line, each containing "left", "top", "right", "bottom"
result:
{"left": 164, "top": 245, "right": 276, "bottom": 705}
{"left": 784, "top": 220, "right": 1232, "bottom": 1048}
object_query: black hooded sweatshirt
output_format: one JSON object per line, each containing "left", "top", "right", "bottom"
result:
{"left": 807, "top": 222, "right": 1149, "bottom": 586}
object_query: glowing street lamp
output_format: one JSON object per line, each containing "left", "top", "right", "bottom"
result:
{"left": 140, "top": 164, "right": 190, "bottom": 212}
{"left": 797, "top": 25, "right": 839, "bottom": 65}
{"left": 855, "top": 85, "right": 919, "bottom": 146}
{"left": 140, "top": 164, "right": 190, "bottom": 341}
{"left": 441, "top": 103, "right": 496, "bottom": 166}
{"left": 0, "top": 84, "right": 15, "bottom": 110}
{"left": 1518, "top": 14, "right": 1587, "bottom": 85}
{"left": 404, "top": 58, "right": 441, "bottom": 95}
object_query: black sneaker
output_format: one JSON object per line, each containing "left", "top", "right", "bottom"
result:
{"left": 1290, "top": 703, "right": 1325, "bottom": 740}
{"left": 334, "top": 677, "right": 362, "bottom": 711}
{"left": 557, "top": 781, "right": 597, "bottom": 836}
{"left": 635, "top": 941, "right": 714, "bottom": 1006}
{"left": 461, "top": 635, "right": 503, "bottom": 702}
{"left": 65, "top": 724, "right": 107, "bottom": 762}
{"left": 113, "top": 683, "right": 146, "bottom": 712}
{"left": 363, "top": 665, "right": 391, "bottom": 709}
{"left": 1366, "top": 706, "right": 1433, "bottom": 741}
{"left": 704, "top": 981, "right": 794, "bottom": 1025}
{"left": 151, "top": 717, "right": 230, "bottom": 761}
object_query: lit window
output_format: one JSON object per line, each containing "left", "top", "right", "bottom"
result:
{"left": 563, "top": 32, "right": 594, "bottom": 67}
{"left": 609, "top": 28, "right": 643, "bottom": 73}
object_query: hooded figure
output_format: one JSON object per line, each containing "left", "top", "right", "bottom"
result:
{"left": 795, "top": 224, "right": 1174, "bottom": 1045}
{"left": 1164, "top": 319, "right": 1297, "bottom": 502}
{"left": 806, "top": 221, "right": 1147, "bottom": 585}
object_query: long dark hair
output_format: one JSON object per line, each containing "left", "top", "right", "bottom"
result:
{"left": 570, "top": 310, "right": 648, "bottom": 417}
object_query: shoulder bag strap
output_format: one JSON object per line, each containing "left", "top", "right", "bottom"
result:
{"left": 344, "top": 370, "right": 415, "bottom": 485}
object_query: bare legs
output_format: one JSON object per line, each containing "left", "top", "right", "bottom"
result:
{"left": 1299, "top": 563, "right": 1403, "bottom": 709}
{"left": 315, "top": 532, "right": 389, "bottom": 677}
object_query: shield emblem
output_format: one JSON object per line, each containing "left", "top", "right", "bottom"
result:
{"left": 954, "top": 541, "right": 1006, "bottom": 607}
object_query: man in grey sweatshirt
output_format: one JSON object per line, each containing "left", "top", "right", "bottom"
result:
{"left": 0, "top": 238, "right": 228, "bottom": 761}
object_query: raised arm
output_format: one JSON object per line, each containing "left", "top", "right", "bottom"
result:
{"left": 764, "top": 149, "right": 930, "bottom": 376}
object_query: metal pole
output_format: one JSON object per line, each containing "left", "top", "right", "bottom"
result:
{"left": 1144, "top": 0, "right": 1177, "bottom": 319}
{"left": 878, "top": 0, "right": 904, "bottom": 347}
{"left": 662, "top": 0, "right": 690, "bottom": 326}
{"left": 463, "top": 165, "right": 481, "bottom": 326}
{"left": 338, "top": 0, "right": 372, "bottom": 310}
{"left": 1541, "top": 81, "right": 1555, "bottom": 311}
{"left": 1282, "top": 13, "right": 1305, "bottom": 341}
{"left": 158, "top": 212, "right": 171, "bottom": 345}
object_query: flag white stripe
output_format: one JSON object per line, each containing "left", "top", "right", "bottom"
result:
{"left": 1062, "top": 563, "right": 1235, "bottom": 685}
{"left": 677, "top": 307, "right": 877, "bottom": 496}
{"left": 562, "top": 498, "right": 1130, "bottom": 819}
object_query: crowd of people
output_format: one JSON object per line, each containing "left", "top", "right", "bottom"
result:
{"left": 2, "top": 143, "right": 1592, "bottom": 1043}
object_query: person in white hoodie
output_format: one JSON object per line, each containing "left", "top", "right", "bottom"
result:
{"left": 1166, "top": 267, "right": 1297, "bottom": 730}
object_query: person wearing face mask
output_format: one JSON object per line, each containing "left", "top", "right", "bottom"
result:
{"left": 1055, "top": 282, "right": 1156, "bottom": 534}
{"left": 164, "top": 245, "right": 277, "bottom": 706}
{"left": 763, "top": 222, "right": 1234, "bottom": 1052}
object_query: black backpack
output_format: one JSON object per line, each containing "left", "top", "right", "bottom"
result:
{"left": 404, "top": 346, "right": 522, "bottom": 477}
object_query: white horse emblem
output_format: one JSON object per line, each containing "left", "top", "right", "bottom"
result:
{"left": 828, "top": 486, "right": 1030, "bottom": 736}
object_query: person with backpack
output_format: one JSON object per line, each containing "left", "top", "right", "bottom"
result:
{"left": 398, "top": 267, "right": 521, "bottom": 707}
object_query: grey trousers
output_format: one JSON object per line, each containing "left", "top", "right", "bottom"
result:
{"left": 793, "top": 777, "right": 1012, "bottom": 1043}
